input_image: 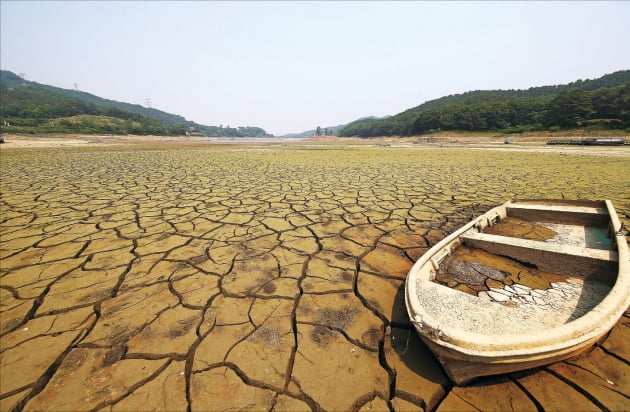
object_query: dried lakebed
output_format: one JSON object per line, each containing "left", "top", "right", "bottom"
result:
{"left": 1, "top": 144, "right": 629, "bottom": 411}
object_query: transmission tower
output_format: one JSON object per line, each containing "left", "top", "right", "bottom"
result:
{"left": 144, "top": 98, "right": 152, "bottom": 109}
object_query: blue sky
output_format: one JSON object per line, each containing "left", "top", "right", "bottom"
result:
{"left": 2, "top": 1, "right": 629, "bottom": 135}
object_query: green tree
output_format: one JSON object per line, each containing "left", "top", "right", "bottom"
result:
{"left": 169, "top": 123, "right": 187, "bottom": 136}
{"left": 546, "top": 89, "right": 593, "bottom": 127}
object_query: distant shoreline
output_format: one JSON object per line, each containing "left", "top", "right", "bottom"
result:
{"left": 1, "top": 133, "right": 628, "bottom": 157}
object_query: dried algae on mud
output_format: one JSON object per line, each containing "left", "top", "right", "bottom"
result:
{"left": 1, "top": 144, "right": 629, "bottom": 411}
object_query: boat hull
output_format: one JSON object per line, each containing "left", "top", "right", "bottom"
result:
{"left": 420, "top": 331, "right": 604, "bottom": 385}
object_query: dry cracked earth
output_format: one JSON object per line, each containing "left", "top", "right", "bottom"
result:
{"left": 1, "top": 143, "right": 629, "bottom": 411}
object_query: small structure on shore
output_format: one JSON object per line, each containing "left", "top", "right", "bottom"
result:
{"left": 185, "top": 126, "right": 205, "bottom": 137}
{"left": 547, "top": 138, "right": 625, "bottom": 146}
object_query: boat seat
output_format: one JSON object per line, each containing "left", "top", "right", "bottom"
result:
{"left": 461, "top": 232, "right": 618, "bottom": 280}
{"left": 507, "top": 203, "right": 609, "bottom": 226}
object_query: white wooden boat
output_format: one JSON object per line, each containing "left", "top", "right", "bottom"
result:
{"left": 405, "top": 199, "right": 629, "bottom": 385}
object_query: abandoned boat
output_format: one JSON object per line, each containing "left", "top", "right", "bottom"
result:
{"left": 405, "top": 199, "right": 629, "bottom": 385}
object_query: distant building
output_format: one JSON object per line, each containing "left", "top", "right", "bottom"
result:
{"left": 185, "top": 126, "right": 204, "bottom": 136}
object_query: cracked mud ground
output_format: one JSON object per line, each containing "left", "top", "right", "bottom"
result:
{"left": 1, "top": 143, "right": 629, "bottom": 411}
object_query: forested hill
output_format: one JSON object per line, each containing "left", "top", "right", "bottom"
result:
{"left": 0, "top": 70, "right": 270, "bottom": 136}
{"left": 339, "top": 70, "right": 630, "bottom": 137}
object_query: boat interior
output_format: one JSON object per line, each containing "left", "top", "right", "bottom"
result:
{"left": 430, "top": 200, "right": 621, "bottom": 322}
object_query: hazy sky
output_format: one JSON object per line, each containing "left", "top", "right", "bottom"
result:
{"left": 2, "top": 1, "right": 629, "bottom": 135}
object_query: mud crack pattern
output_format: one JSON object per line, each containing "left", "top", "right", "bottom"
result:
{"left": 1, "top": 144, "right": 629, "bottom": 411}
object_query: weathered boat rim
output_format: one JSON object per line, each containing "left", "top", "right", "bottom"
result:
{"left": 405, "top": 199, "right": 630, "bottom": 358}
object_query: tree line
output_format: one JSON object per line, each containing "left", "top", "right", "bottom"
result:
{"left": 315, "top": 126, "right": 333, "bottom": 136}
{"left": 339, "top": 72, "right": 630, "bottom": 137}
{"left": 199, "top": 125, "right": 271, "bottom": 137}
{"left": 0, "top": 71, "right": 271, "bottom": 137}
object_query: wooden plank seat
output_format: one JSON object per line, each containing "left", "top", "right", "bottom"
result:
{"left": 461, "top": 232, "right": 618, "bottom": 281}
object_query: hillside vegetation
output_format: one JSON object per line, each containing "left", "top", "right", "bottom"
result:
{"left": 0, "top": 70, "right": 270, "bottom": 137}
{"left": 339, "top": 70, "right": 630, "bottom": 137}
